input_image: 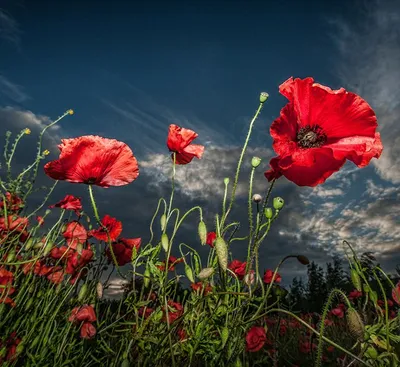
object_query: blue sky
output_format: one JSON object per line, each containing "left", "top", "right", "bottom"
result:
{"left": 1, "top": 0, "right": 399, "bottom": 296}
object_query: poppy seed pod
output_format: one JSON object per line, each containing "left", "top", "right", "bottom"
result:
{"left": 198, "top": 267, "right": 214, "bottom": 280}
{"left": 273, "top": 197, "right": 284, "bottom": 210}
{"left": 297, "top": 255, "right": 310, "bottom": 266}
{"left": 259, "top": 92, "right": 269, "bottom": 103}
{"left": 251, "top": 156, "right": 261, "bottom": 168}
{"left": 264, "top": 207, "right": 273, "bottom": 219}
{"left": 252, "top": 194, "right": 262, "bottom": 203}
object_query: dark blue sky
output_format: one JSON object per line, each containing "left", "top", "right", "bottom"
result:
{"left": 1, "top": 0, "right": 399, "bottom": 296}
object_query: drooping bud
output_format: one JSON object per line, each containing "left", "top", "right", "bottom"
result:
{"left": 251, "top": 156, "right": 261, "bottom": 168}
{"left": 96, "top": 282, "right": 103, "bottom": 299}
{"left": 185, "top": 264, "right": 195, "bottom": 283}
{"left": 161, "top": 233, "right": 169, "bottom": 252}
{"left": 264, "top": 207, "right": 273, "bottom": 219}
{"left": 252, "top": 194, "right": 262, "bottom": 203}
{"left": 78, "top": 284, "right": 88, "bottom": 302}
{"left": 198, "top": 221, "right": 207, "bottom": 245}
{"left": 273, "top": 197, "right": 284, "bottom": 210}
{"left": 259, "top": 92, "right": 269, "bottom": 103}
{"left": 214, "top": 237, "right": 228, "bottom": 271}
{"left": 346, "top": 308, "right": 364, "bottom": 340}
{"left": 350, "top": 268, "right": 362, "bottom": 292}
{"left": 160, "top": 214, "right": 167, "bottom": 232}
{"left": 198, "top": 267, "right": 214, "bottom": 280}
{"left": 221, "top": 326, "right": 229, "bottom": 348}
{"left": 297, "top": 255, "right": 310, "bottom": 266}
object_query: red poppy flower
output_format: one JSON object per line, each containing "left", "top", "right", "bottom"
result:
{"left": 228, "top": 260, "right": 247, "bottom": 280}
{"left": 44, "top": 135, "right": 139, "bottom": 187}
{"left": 330, "top": 307, "right": 344, "bottom": 318}
{"left": 0, "top": 192, "right": 23, "bottom": 212}
{"left": 47, "top": 270, "right": 65, "bottom": 284}
{"left": 63, "top": 221, "right": 88, "bottom": 249}
{"left": 80, "top": 322, "right": 96, "bottom": 339}
{"left": 105, "top": 237, "right": 141, "bottom": 266}
{"left": 65, "top": 247, "right": 94, "bottom": 274}
{"left": 206, "top": 232, "right": 217, "bottom": 248}
{"left": 167, "top": 124, "right": 204, "bottom": 165}
{"left": 264, "top": 77, "right": 383, "bottom": 187}
{"left": 89, "top": 215, "right": 122, "bottom": 242}
{"left": 162, "top": 300, "right": 183, "bottom": 324}
{"left": 263, "top": 269, "right": 281, "bottom": 284}
{"left": 69, "top": 304, "right": 97, "bottom": 323}
{"left": 190, "top": 282, "right": 212, "bottom": 296}
{"left": 49, "top": 195, "right": 82, "bottom": 215}
{"left": 348, "top": 289, "right": 363, "bottom": 300}
{"left": 246, "top": 326, "right": 267, "bottom": 352}
{"left": 138, "top": 306, "right": 154, "bottom": 319}
{"left": 0, "top": 215, "right": 29, "bottom": 237}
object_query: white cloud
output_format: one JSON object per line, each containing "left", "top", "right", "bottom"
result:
{"left": 0, "top": 75, "right": 30, "bottom": 103}
{"left": 330, "top": 0, "right": 400, "bottom": 183}
{"left": 0, "top": 8, "right": 21, "bottom": 47}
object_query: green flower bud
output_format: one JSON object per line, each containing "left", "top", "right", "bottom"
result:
{"left": 198, "top": 267, "right": 214, "bottom": 280}
{"left": 259, "top": 92, "right": 269, "bottom": 103}
{"left": 364, "top": 346, "right": 378, "bottom": 360}
{"left": 96, "top": 282, "right": 103, "bottom": 299}
{"left": 121, "top": 359, "right": 130, "bottom": 367}
{"left": 221, "top": 326, "right": 229, "bottom": 348}
{"left": 45, "top": 209, "right": 51, "bottom": 215}
{"left": 25, "top": 238, "right": 34, "bottom": 251}
{"left": 24, "top": 298, "right": 34, "bottom": 311}
{"left": 16, "top": 342, "right": 24, "bottom": 354}
{"left": 143, "top": 266, "right": 151, "bottom": 288}
{"left": 198, "top": 221, "right": 207, "bottom": 245}
{"left": 251, "top": 156, "right": 261, "bottom": 168}
{"left": 43, "top": 241, "right": 53, "bottom": 256}
{"left": 160, "top": 214, "right": 167, "bottom": 232}
{"left": 185, "top": 264, "right": 195, "bottom": 283}
{"left": 224, "top": 177, "right": 230, "bottom": 185}
{"left": 264, "top": 207, "right": 273, "bottom": 219}
{"left": 350, "top": 268, "right": 362, "bottom": 292}
{"left": 214, "top": 237, "right": 228, "bottom": 271}
{"left": 273, "top": 197, "right": 284, "bottom": 210}
{"left": 161, "top": 233, "right": 169, "bottom": 252}
{"left": 78, "top": 284, "right": 88, "bottom": 302}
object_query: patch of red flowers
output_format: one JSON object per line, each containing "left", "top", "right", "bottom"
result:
{"left": 0, "top": 192, "right": 23, "bottom": 212}
{"left": 263, "top": 269, "right": 281, "bottom": 284}
{"left": 0, "top": 331, "right": 21, "bottom": 363}
{"left": 246, "top": 326, "right": 267, "bottom": 352}
{"left": 89, "top": 215, "right": 122, "bottom": 242}
{"left": 0, "top": 268, "right": 15, "bottom": 307}
{"left": 162, "top": 300, "right": 183, "bottom": 324}
{"left": 69, "top": 304, "right": 97, "bottom": 339}
{"left": 264, "top": 77, "right": 383, "bottom": 187}
{"left": 44, "top": 135, "right": 139, "bottom": 187}
{"left": 190, "top": 282, "right": 212, "bottom": 296}
{"left": 228, "top": 260, "right": 247, "bottom": 280}
{"left": 167, "top": 124, "right": 204, "bottom": 164}
{"left": 62, "top": 221, "right": 88, "bottom": 249}
{"left": 157, "top": 256, "right": 184, "bottom": 272}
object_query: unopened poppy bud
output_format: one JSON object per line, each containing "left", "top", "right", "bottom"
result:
{"left": 198, "top": 267, "right": 214, "bottom": 280}
{"left": 185, "top": 264, "right": 195, "bottom": 283}
{"left": 43, "top": 241, "right": 53, "bottom": 256}
{"left": 346, "top": 308, "right": 364, "bottom": 340}
{"left": 350, "top": 268, "right": 362, "bottom": 292}
{"left": 24, "top": 128, "right": 31, "bottom": 135}
{"left": 96, "top": 282, "right": 103, "bottom": 299}
{"left": 224, "top": 177, "right": 230, "bottom": 185}
{"left": 76, "top": 243, "right": 83, "bottom": 255}
{"left": 143, "top": 266, "right": 151, "bottom": 288}
{"left": 297, "top": 255, "right": 310, "bottom": 266}
{"left": 45, "top": 209, "right": 51, "bottom": 215}
{"left": 259, "top": 92, "right": 269, "bottom": 103}
{"left": 244, "top": 271, "right": 255, "bottom": 286}
{"left": 273, "top": 197, "right": 284, "bottom": 210}
{"left": 221, "top": 326, "right": 229, "bottom": 348}
{"left": 251, "top": 156, "right": 261, "bottom": 168}
{"left": 16, "top": 343, "right": 24, "bottom": 354}
{"left": 198, "top": 221, "right": 207, "bottom": 245}
{"left": 25, "top": 238, "right": 34, "bottom": 251}
{"left": 252, "top": 194, "right": 262, "bottom": 203}
{"left": 78, "top": 284, "right": 88, "bottom": 302}
{"left": 121, "top": 360, "right": 130, "bottom": 367}
{"left": 214, "top": 237, "right": 228, "bottom": 271}
{"left": 0, "top": 347, "right": 6, "bottom": 358}
{"left": 264, "top": 207, "right": 273, "bottom": 219}
{"left": 6, "top": 250, "right": 15, "bottom": 263}
{"left": 364, "top": 346, "right": 378, "bottom": 359}
{"left": 161, "top": 233, "right": 169, "bottom": 252}
{"left": 160, "top": 214, "right": 167, "bottom": 232}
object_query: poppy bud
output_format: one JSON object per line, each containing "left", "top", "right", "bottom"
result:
{"left": 297, "top": 255, "right": 310, "bottom": 266}
{"left": 76, "top": 243, "right": 83, "bottom": 255}
{"left": 45, "top": 209, "right": 51, "bottom": 215}
{"left": 96, "top": 282, "right": 103, "bottom": 299}
{"left": 259, "top": 92, "right": 269, "bottom": 103}
{"left": 6, "top": 250, "right": 15, "bottom": 263}
{"left": 273, "top": 197, "right": 284, "bottom": 210}
{"left": 121, "top": 359, "right": 130, "bottom": 367}
{"left": 198, "top": 221, "right": 207, "bottom": 245}
{"left": 350, "top": 269, "right": 362, "bottom": 292}
{"left": 251, "top": 157, "right": 261, "bottom": 168}
{"left": 0, "top": 347, "right": 6, "bottom": 358}
{"left": 193, "top": 255, "right": 201, "bottom": 274}
{"left": 264, "top": 207, "right": 273, "bottom": 219}
{"left": 16, "top": 343, "right": 24, "bottom": 354}
{"left": 364, "top": 346, "right": 378, "bottom": 359}
{"left": 143, "top": 266, "right": 151, "bottom": 288}
{"left": 161, "top": 233, "right": 169, "bottom": 252}
{"left": 224, "top": 177, "right": 230, "bottom": 185}
{"left": 160, "top": 214, "right": 167, "bottom": 232}
{"left": 370, "top": 290, "right": 378, "bottom": 304}
{"left": 252, "top": 194, "right": 262, "bottom": 203}
{"left": 214, "top": 237, "right": 228, "bottom": 271}
{"left": 24, "top": 298, "right": 34, "bottom": 311}
{"left": 78, "top": 284, "right": 88, "bottom": 302}
{"left": 25, "top": 238, "right": 34, "bottom": 251}
{"left": 346, "top": 308, "right": 364, "bottom": 340}
{"left": 198, "top": 267, "right": 214, "bottom": 280}
{"left": 43, "top": 241, "right": 53, "bottom": 256}
{"left": 185, "top": 264, "right": 195, "bottom": 283}
{"left": 221, "top": 326, "right": 229, "bottom": 348}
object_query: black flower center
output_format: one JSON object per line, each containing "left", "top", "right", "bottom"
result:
{"left": 86, "top": 177, "right": 97, "bottom": 184}
{"left": 296, "top": 124, "right": 327, "bottom": 148}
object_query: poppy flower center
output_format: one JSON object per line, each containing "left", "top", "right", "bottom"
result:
{"left": 296, "top": 124, "right": 327, "bottom": 148}
{"left": 86, "top": 177, "right": 97, "bottom": 184}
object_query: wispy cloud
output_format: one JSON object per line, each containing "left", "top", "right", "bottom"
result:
{"left": 330, "top": 0, "right": 400, "bottom": 183}
{"left": 0, "top": 75, "right": 30, "bottom": 103}
{"left": 0, "top": 8, "right": 21, "bottom": 48}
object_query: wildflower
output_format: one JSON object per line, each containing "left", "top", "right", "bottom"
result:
{"left": 162, "top": 300, "right": 183, "bottom": 324}
{"left": 190, "top": 282, "right": 212, "bottom": 296}
{"left": 89, "top": 215, "right": 122, "bottom": 242}
{"left": 228, "top": 260, "right": 247, "bottom": 280}
{"left": 69, "top": 304, "right": 97, "bottom": 323}
{"left": 167, "top": 124, "right": 204, "bottom": 164}
{"left": 44, "top": 135, "right": 139, "bottom": 187}
{"left": 0, "top": 193, "right": 24, "bottom": 212}
{"left": 80, "top": 322, "right": 96, "bottom": 339}
{"left": 263, "top": 269, "right": 281, "bottom": 284}
{"left": 392, "top": 282, "right": 400, "bottom": 305}
{"left": 246, "top": 326, "right": 267, "bottom": 352}
{"left": 348, "top": 289, "right": 363, "bottom": 300}
{"left": 330, "top": 307, "right": 344, "bottom": 319}
{"left": 206, "top": 231, "right": 216, "bottom": 248}
{"left": 105, "top": 237, "right": 141, "bottom": 265}
{"left": 63, "top": 221, "right": 88, "bottom": 249}
{"left": 264, "top": 77, "right": 383, "bottom": 187}
{"left": 49, "top": 195, "right": 82, "bottom": 216}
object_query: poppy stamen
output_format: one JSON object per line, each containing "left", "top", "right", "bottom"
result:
{"left": 296, "top": 124, "right": 327, "bottom": 148}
